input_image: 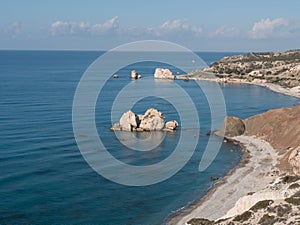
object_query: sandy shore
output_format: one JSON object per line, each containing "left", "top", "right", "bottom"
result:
{"left": 167, "top": 76, "right": 300, "bottom": 225}
{"left": 168, "top": 135, "right": 279, "bottom": 225}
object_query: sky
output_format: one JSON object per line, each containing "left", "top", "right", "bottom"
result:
{"left": 0, "top": 0, "right": 300, "bottom": 51}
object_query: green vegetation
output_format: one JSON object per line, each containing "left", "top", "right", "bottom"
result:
{"left": 207, "top": 49, "right": 300, "bottom": 88}
{"left": 187, "top": 218, "right": 214, "bottom": 225}
{"left": 250, "top": 200, "right": 274, "bottom": 212}
{"left": 267, "top": 204, "right": 291, "bottom": 217}
{"left": 232, "top": 210, "right": 252, "bottom": 222}
{"left": 282, "top": 175, "right": 300, "bottom": 183}
{"left": 285, "top": 197, "right": 300, "bottom": 205}
{"left": 288, "top": 183, "right": 300, "bottom": 189}
{"left": 258, "top": 214, "right": 276, "bottom": 225}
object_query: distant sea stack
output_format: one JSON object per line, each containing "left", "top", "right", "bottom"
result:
{"left": 154, "top": 68, "right": 175, "bottom": 80}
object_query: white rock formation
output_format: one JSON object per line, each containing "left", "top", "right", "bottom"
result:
{"left": 154, "top": 68, "right": 175, "bottom": 80}
{"left": 165, "top": 120, "right": 178, "bottom": 130}
{"left": 131, "top": 70, "right": 141, "bottom": 79}
{"left": 111, "top": 108, "right": 178, "bottom": 132}
{"left": 119, "top": 110, "right": 138, "bottom": 131}
{"left": 139, "top": 108, "right": 165, "bottom": 131}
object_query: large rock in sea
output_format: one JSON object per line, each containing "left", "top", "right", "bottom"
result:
{"left": 154, "top": 68, "right": 175, "bottom": 80}
{"left": 111, "top": 108, "right": 178, "bottom": 132}
{"left": 215, "top": 116, "right": 245, "bottom": 137}
{"left": 119, "top": 110, "right": 138, "bottom": 131}
{"left": 139, "top": 108, "right": 165, "bottom": 131}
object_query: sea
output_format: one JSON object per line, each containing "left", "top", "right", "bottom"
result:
{"left": 0, "top": 50, "right": 299, "bottom": 225}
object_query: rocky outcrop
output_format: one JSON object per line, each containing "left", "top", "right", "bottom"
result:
{"left": 131, "top": 70, "right": 141, "bottom": 79}
{"left": 139, "top": 108, "right": 165, "bottom": 131}
{"left": 111, "top": 108, "right": 178, "bottom": 132}
{"left": 215, "top": 116, "right": 245, "bottom": 137}
{"left": 119, "top": 110, "right": 139, "bottom": 131}
{"left": 288, "top": 147, "right": 300, "bottom": 175}
{"left": 154, "top": 68, "right": 175, "bottom": 80}
{"left": 165, "top": 120, "right": 179, "bottom": 131}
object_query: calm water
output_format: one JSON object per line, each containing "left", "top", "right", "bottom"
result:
{"left": 0, "top": 51, "right": 299, "bottom": 225}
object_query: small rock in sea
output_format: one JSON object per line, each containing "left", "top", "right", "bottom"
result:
{"left": 113, "top": 74, "right": 118, "bottom": 78}
{"left": 210, "top": 176, "right": 219, "bottom": 181}
{"left": 184, "top": 76, "right": 189, "bottom": 82}
{"left": 131, "top": 70, "right": 141, "bottom": 79}
{"left": 164, "top": 120, "right": 178, "bottom": 131}
{"left": 110, "top": 122, "right": 121, "bottom": 131}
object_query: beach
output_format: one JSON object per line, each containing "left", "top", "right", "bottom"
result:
{"left": 168, "top": 79, "right": 300, "bottom": 225}
{"left": 168, "top": 136, "right": 279, "bottom": 224}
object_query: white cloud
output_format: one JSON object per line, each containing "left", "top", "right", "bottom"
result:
{"left": 211, "top": 26, "right": 241, "bottom": 38}
{"left": 49, "top": 16, "right": 119, "bottom": 36}
{"left": 250, "top": 18, "right": 290, "bottom": 39}
{"left": 147, "top": 19, "right": 203, "bottom": 37}
{"left": 3, "top": 21, "right": 22, "bottom": 38}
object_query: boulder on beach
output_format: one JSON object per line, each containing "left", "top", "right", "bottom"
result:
{"left": 111, "top": 108, "right": 178, "bottom": 132}
{"left": 215, "top": 116, "right": 245, "bottom": 137}
{"left": 154, "top": 68, "right": 175, "bottom": 80}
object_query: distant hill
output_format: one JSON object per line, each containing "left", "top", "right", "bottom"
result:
{"left": 206, "top": 49, "right": 300, "bottom": 87}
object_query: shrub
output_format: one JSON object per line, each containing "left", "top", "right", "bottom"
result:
{"left": 250, "top": 200, "right": 274, "bottom": 212}
{"left": 233, "top": 210, "right": 252, "bottom": 222}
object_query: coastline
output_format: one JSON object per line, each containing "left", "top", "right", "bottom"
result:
{"left": 176, "top": 76, "right": 300, "bottom": 99}
{"left": 168, "top": 79, "right": 300, "bottom": 225}
{"left": 168, "top": 136, "right": 279, "bottom": 225}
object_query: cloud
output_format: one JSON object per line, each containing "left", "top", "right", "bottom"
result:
{"left": 210, "top": 26, "right": 241, "bottom": 38}
{"left": 250, "top": 18, "right": 290, "bottom": 39}
{"left": 147, "top": 19, "right": 203, "bottom": 37}
{"left": 49, "top": 16, "right": 119, "bottom": 36}
{"left": 2, "top": 21, "right": 22, "bottom": 38}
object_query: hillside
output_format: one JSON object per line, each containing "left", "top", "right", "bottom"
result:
{"left": 206, "top": 49, "right": 300, "bottom": 88}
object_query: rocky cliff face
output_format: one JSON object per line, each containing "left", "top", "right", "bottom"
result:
{"left": 218, "top": 104, "right": 300, "bottom": 175}
{"left": 208, "top": 49, "right": 300, "bottom": 87}
{"left": 244, "top": 105, "right": 300, "bottom": 175}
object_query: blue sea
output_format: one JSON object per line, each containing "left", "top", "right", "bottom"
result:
{"left": 0, "top": 50, "right": 299, "bottom": 225}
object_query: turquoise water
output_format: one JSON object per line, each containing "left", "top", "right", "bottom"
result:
{"left": 0, "top": 51, "right": 298, "bottom": 224}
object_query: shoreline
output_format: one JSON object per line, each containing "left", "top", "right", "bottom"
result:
{"left": 168, "top": 135, "right": 279, "bottom": 225}
{"left": 167, "top": 76, "right": 300, "bottom": 225}
{"left": 176, "top": 75, "right": 300, "bottom": 99}
{"left": 167, "top": 138, "right": 251, "bottom": 225}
